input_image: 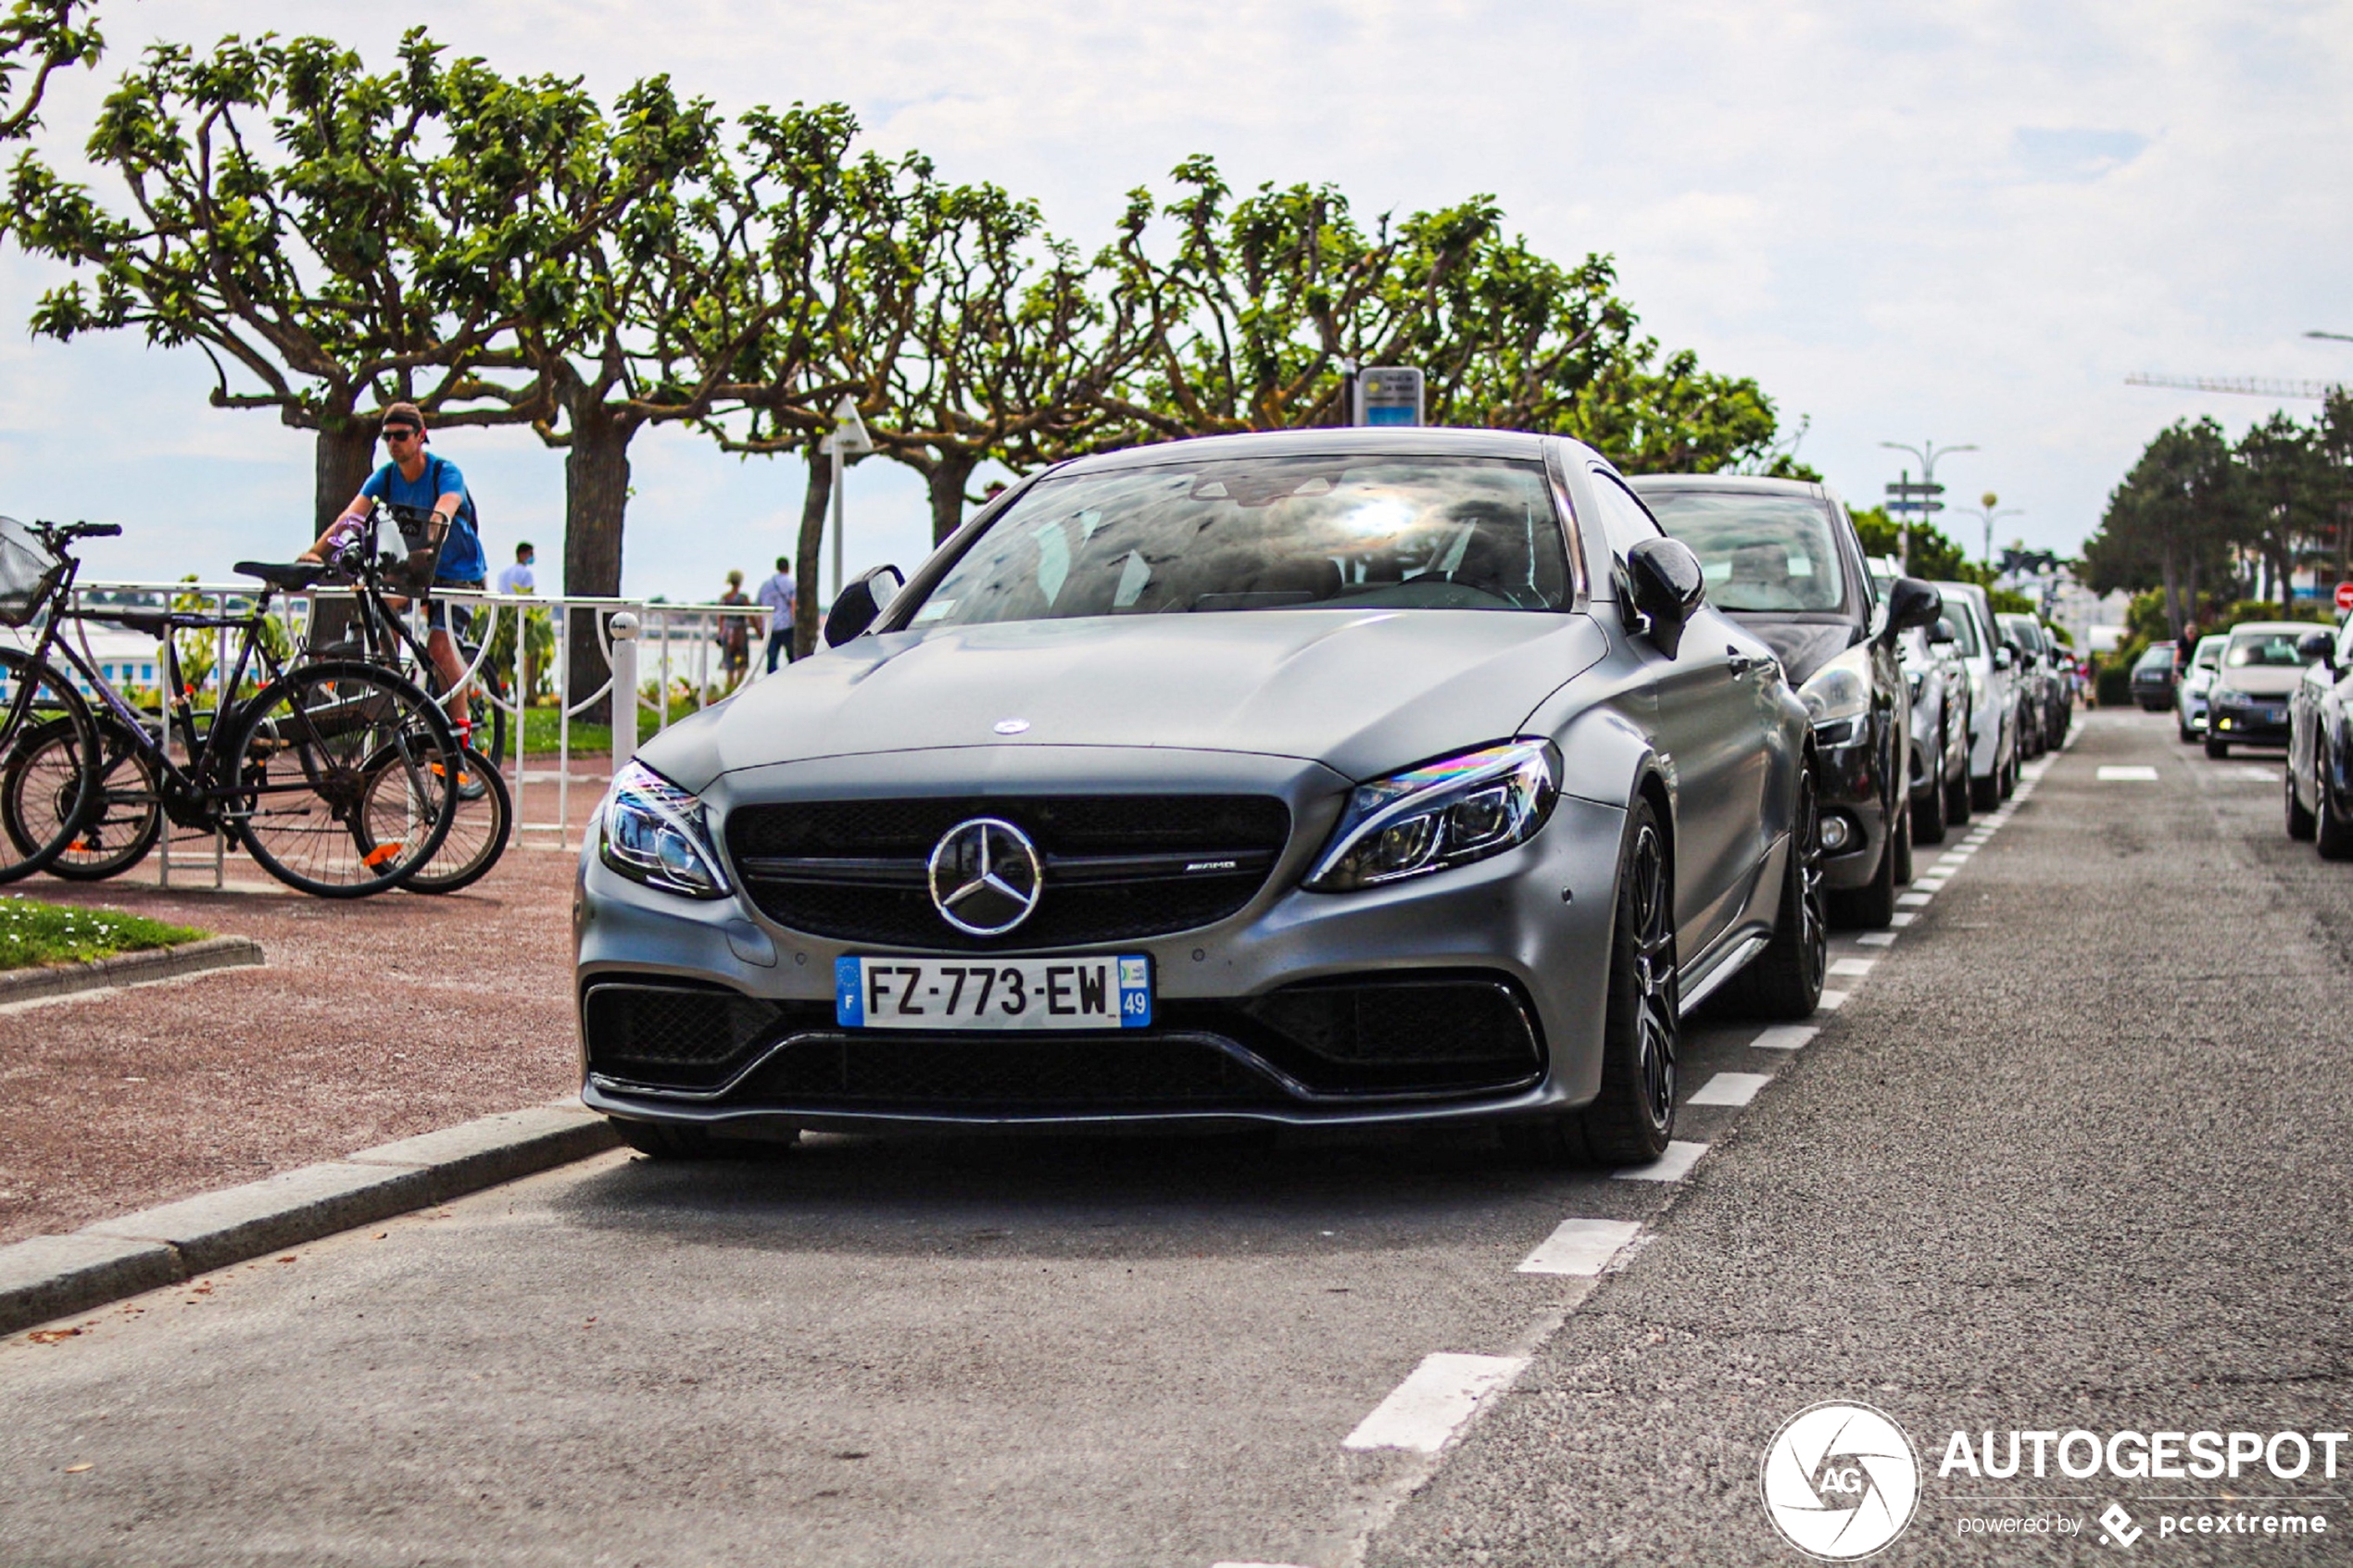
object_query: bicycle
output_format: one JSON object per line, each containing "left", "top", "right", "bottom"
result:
{"left": 307, "top": 509, "right": 513, "bottom": 893}
{"left": 0, "top": 518, "right": 462, "bottom": 897}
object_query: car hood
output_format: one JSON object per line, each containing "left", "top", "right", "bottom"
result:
{"left": 2214, "top": 667, "right": 2302, "bottom": 697}
{"left": 1727, "top": 616, "right": 1860, "bottom": 685}
{"left": 640, "top": 610, "right": 1610, "bottom": 793}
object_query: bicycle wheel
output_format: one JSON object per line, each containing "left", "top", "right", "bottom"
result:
{"left": 0, "top": 648, "right": 97, "bottom": 885}
{"left": 370, "top": 745, "right": 510, "bottom": 894}
{"left": 227, "top": 659, "right": 459, "bottom": 897}
{"left": 4, "top": 714, "right": 160, "bottom": 881}
{"left": 456, "top": 651, "right": 510, "bottom": 767}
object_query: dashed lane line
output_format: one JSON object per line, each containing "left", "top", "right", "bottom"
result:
{"left": 1340, "top": 1353, "right": 1530, "bottom": 1454}
{"left": 1686, "top": 1073, "right": 1769, "bottom": 1108}
{"left": 1896, "top": 892, "right": 1932, "bottom": 907}
{"left": 1751, "top": 1024, "right": 1818, "bottom": 1050}
{"left": 1856, "top": 930, "right": 1897, "bottom": 947}
{"left": 1516, "top": 1218, "right": 1644, "bottom": 1277}
{"left": 2096, "top": 765, "right": 2159, "bottom": 781}
{"left": 1891, "top": 911, "right": 1917, "bottom": 927}
{"left": 1830, "top": 957, "right": 1877, "bottom": 977}
{"left": 1612, "top": 1140, "right": 1709, "bottom": 1183}
{"left": 1817, "top": 989, "right": 1850, "bottom": 1010}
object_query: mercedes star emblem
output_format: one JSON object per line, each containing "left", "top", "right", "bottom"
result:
{"left": 927, "top": 817, "right": 1044, "bottom": 936}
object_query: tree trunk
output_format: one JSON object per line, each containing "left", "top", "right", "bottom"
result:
{"left": 563, "top": 407, "right": 635, "bottom": 727}
{"left": 930, "top": 449, "right": 978, "bottom": 546}
{"left": 315, "top": 420, "right": 378, "bottom": 538}
{"left": 2160, "top": 543, "right": 2183, "bottom": 641}
{"left": 796, "top": 445, "right": 832, "bottom": 659}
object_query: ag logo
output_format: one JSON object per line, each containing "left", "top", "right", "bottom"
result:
{"left": 1760, "top": 1401, "right": 1920, "bottom": 1560}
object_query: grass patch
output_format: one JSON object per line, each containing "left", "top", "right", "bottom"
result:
{"left": 0, "top": 896, "right": 209, "bottom": 972}
{"left": 519, "top": 697, "right": 726, "bottom": 756}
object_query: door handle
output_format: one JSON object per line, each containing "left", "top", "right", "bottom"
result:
{"left": 1728, "top": 646, "right": 1757, "bottom": 677}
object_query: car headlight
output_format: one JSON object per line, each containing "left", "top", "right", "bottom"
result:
{"left": 2211, "top": 687, "right": 2245, "bottom": 707}
{"left": 1305, "top": 738, "right": 1560, "bottom": 892}
{"left": 598, "top": 759, "right": 733, "bottom": 898}
{"left": 1801, "top": 645, "right": 1874, "bottom": 747}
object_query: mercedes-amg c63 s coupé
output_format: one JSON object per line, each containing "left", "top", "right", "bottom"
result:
{"left": 575, "top": 430, "right": 1827, "bottom": 1165}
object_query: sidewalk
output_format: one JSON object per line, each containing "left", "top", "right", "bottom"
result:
{"left": 0, "top": 840, "right": 585, "bottom": 1247}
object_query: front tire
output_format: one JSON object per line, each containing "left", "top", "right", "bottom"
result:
{"left": 2286, "top": 766, "right": 2318, "bottom": 841}
{"left": 1828, "top": 812, "right": 1898, "bottom": 929}
{"left": 2320, "top": 762, "right": 2353, "bottom": 860}
{"left": 2206, "top": 737, "right": 2230, "bottom": 760}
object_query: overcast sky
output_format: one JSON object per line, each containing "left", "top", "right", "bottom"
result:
{"left": 4, "top": 0, "right": 2349, "bottom": 601}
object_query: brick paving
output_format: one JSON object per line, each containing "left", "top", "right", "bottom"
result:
{"left": 0, "top": 832, "right": 585, "bottom": 1246}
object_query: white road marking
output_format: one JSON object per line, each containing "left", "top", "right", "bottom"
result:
{"left": 2096, "top": 765, "right": 2159, "bottom": 781}
{"left": 1896, "top": 891, "right": 1932, "bottom": 907}
{"left": 1753, "top": 1024, "right": 1818, "bottom": 1050}
{"left": 1516, "top": 1218, "right": 1644, "bottom": 1277}
{"left": 1686, "top": 1072, "right": 1769, "bottom": 1108}
{"left": 1829, "top": 957, "right": 1877, "bottom": 977}
{"left": 1856, "top": 930, "right": 1897, "bottom": 947}
{"left": 1613, "top": 1139, "right": 1709, "bottom": 1183}
{"left": 1891, "top": 911, "right": 1917, "bottom": 927}
{"left": 1214, "top": 1562, "right": 1311, "bottom": 1567}
{"left": 1816, "top": 989, "right": 1849, "bottom": 1010}
{"left": 2233, "top": 765, "right": 2279, "bottom": 782}
{"left": 1341, "top": 1352, "right": 1529, "bottom": 1453}
{"left": 1941, "top": 847, "right": 1978, "bottom": 859}
{"left": 1911, "top": 874, "right": 1949, "bottom": 890}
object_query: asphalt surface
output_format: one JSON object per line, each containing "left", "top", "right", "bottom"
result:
{"left": 1, "top": 709, "right": 2347, "bottom": 1566}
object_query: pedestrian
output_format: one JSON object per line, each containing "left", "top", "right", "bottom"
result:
{"left": 717, "top": 569, "right": 752, "bottom": 690}
{"left": 299, "top": 400, "right": 484, "bottom": 723}
{"left": 495, "top": 542, "right": 537, "bottom": 596}
{"left": 757, "top": 556, "right": 798, "bottom": 671}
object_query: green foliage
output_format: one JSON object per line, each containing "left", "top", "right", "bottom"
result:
{"left": 479, "top": 600, "right": 557, "bottom": 703}
{"left": 0, "top": 0, "right": 100, "bottom": 146}
{"left": 0, "top": 893, "right": 205, "bottom": 971}
{"left": 1849, "top": 505, "right": 1983, "bottom": 583}
{"left": 1986, "top": 588, "right": 2036, "bottom": 617}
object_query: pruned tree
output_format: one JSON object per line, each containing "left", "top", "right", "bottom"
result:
{"left": 5, "top": 30, "right": 585, "bottom": 534}
{"left": 2234, "top": 411, "right": 2330, "bottom": 600}
{"left": 2082, "top": 419, "right": 2242, "bottom": 636}
{"left": 0, "top": 0, "right": 100, "bottom": 146}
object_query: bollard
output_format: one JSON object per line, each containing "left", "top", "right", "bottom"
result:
{"left": 608, "top": 611, "right": 640, "bottom": 773}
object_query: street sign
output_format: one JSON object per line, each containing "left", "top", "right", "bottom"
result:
{"left": 826, "top": 395, "right": 875, "bottom": 458}
{"left": 1885, "top": 500, "right": 1945, "bottom": 514}
{"left": 2336, "top": 581, "right": 2353, "bottom": 613}
{"left": 1885, "top": 481, "right": 1944, "bottom": 496}
{"left": 1354, "top": 367, "right": 1424, "bottom": 427}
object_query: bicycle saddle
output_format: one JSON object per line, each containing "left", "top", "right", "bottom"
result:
{"left": 235, "top": 559, "right": 331, "bottom": 591}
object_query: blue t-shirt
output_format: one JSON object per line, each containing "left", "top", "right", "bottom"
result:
{"left": 360, "top": 453, "right": 484, "bottom": 584}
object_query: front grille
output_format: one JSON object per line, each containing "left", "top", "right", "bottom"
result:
{"left": 580, "top": 978, "right": 829, "bottom": 1091}
{"left": 1186, "top": 972, "right": 1545, "bottom": 1095}
{"left": 735, "top": 1033, "right": 1291, "bottom": 1110}
{"left": 725, "top": 795, "right": 1291, "bottom": 950}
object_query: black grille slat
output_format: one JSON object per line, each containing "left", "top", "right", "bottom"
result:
{"left": 736, "top": 1033, "right": 1289, "bottom": 1109}
{"left": 580, "top": 981, "right": 826, "bottom": 1090}
{"left": 724, "top": 795, "right": 1290, "bottom": 950}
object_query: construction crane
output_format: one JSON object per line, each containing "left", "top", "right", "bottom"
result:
{"left": 2124, "top": 372, "right": 2339, "bottom": 399}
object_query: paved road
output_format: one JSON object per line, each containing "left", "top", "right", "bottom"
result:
{"left": 2, "top": 709, "right": 2347, "bottom": 1565}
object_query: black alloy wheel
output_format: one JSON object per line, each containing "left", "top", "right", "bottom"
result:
{"left": 2319, "top": 747, "right": 2353, "bottom": 861}
{"left": 1911, "top": 727, "right": 1949, "bottom": 845}
{"left": 1580, "top": 801, "right": 1680, "bottom": 1162}
{"left": 2286, "top": 761, "right": 2318, "bottom": 841}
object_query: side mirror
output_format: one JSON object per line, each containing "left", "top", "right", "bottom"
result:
{"left": 1994, "top": 646, "right": 2015, "bottom": 671}
{"left": 2297, "top": 630, "right": 2335, "bottom": 669}
{"left": 1624, "top": 537, "right": 1706, "bottom": 657}
{"left": 1927, "top": 617, "right": 1958, "bottom": 646}
{"left": 822, "top": 563, "right": 905, "bottom": 647}
{"left": 1881, "top": 577, "right": 1943, "bottom": 643}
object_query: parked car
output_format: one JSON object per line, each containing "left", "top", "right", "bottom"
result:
{"left": 1996, "top": 613, "right": 2052, "bottom": 759}
{"left": 2175, "top": 633, "right": 2226, "bottom": 743}
{"left": 2042, "top": 627, "right": 2076, "bottom": 747}
{"left": 1633, "top": 477, "right": 1942, "bottom": 926}
{"left": 2285, "top": 619, "right": 2353, "bottom": 857}
{"left": 1932, "top": 582, "right": 2020, "bottom": 809}
{"left": 579, "top": 430, "right": 1822, "bottom": 1168}
{"left": 1868, "top": 556, "right": 1970, "bottom": 845}
{"left": 2205, "top": 622, "right": 2311, "bottom": 757}
{"left": 2130, "top": 642, "right": 2178, "bottom": 710}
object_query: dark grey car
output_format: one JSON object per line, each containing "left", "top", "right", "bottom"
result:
{"left": 576, "top": 430, "right": 1818, "bottom": 1166}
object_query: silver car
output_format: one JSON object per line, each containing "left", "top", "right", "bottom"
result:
{"left": 2176, "top": 633, "right": 2225, "bottom": 743}
{"left": 1931, "top": 582, "right": 2020, "bottom": 809}
{"left": 576, "top": 430, "right": 1820, "bottom": 1166}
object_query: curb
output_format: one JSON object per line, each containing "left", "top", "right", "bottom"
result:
{"left": 0, "top": 1099, "right": 619, "bottom": 1336}
{"left": 0, "top": 935, "right": 265, "bottom": 1006}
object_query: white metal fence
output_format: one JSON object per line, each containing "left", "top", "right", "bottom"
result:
{"left": 6, "top": 580, "right": 783, "bottom": 861}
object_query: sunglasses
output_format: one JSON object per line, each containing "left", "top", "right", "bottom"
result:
{"left": 381, "top": 425, "right": 422, "bottom": 443}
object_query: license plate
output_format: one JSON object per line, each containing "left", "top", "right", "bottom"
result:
{"left": 836, "top": 955, "right": 1151, "bottom": 1030}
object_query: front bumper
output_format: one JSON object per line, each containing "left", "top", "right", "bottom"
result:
{"left": 574, "top": 747, "right": 1633, "bottom": 1133}
{"left": 2210, "top": 702, "right": 2290, "bottom": 746}
{"left": 1813, "top": 726, "right": 1896, "bottom": 891}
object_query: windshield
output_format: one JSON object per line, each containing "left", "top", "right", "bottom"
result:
{"left": 2226, "top": 630, "right": 2307, "bottom": 668}
{"left": 2193, "top": 638, "right": 2224, "bottom": 670}
{"left": 1936, "top": 596, "right": 1982, "bottom": 656}
{"left": 1637, "top": 491, "right": 1850, "bottom": 613}
{"left": 906, "top": 456, "right": 1570, "bottom": 627}
{"left": 2134, "top": 646, "right": 2175, "bottom": 673}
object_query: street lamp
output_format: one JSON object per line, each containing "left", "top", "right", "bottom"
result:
{"left": 1953, "top": 490, "right": 2024, "bottom": 571}
{"left": 1879, "top": 439, "right": 1977, "bottom": 572}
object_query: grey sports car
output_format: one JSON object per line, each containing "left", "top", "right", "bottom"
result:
{"left": 575, "top": 429, "right": 1822, "bottom": 1164}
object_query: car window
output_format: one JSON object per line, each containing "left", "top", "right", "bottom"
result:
{"left": 1936, "top": 597, "right": 1982, "bottom": 656}
{"left": 2193, "top": 639, "right": 2224, "bottom": 671}
{"left": 2134, "top": 646, "right": 2175, "bottom": 673}
{"left": 2225, "top": 630, "right": 2305, "bottom": 668}
{"left": 905, "top": 455, "right": 1571, "bottom": 627}
{"left": 1639, "top": 489, "right": 1849, "bottom": 613}
{"left": 1583, "top": 470, "right": 1665, "bottom": 574}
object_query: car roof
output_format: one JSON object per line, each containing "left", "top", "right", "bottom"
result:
{"left": 2227, "top": 621, "right": 2314, "bottom": 635}
{"left": 1622, "top": 472, "right": 1830, "bottom": 501}
{"left": 1047, "top": 426, "right": 1577, "bottom": 477}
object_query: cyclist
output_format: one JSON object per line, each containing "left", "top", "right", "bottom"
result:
{"left": 301, "top": 402, "right": 487, "bottom": 727}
